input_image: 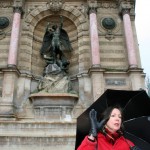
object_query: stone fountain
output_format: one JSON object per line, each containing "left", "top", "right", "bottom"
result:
{"left": 29, "top": 17, "right": 78, "bottom": 121}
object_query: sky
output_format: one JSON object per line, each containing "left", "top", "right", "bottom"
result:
{"left": 135, "top": 1, "right": 150, "bottom": 77}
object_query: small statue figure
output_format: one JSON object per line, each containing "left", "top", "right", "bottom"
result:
{"left": 40, "top": 16, "right": 72, "bottom": 74}
{"left": 37, "top": 16, "right": 76, "bottom": 94}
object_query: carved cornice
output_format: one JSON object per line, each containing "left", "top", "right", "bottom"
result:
{"left": 98, "top": 2, "right": 118, "bottom": 9}
{"left": 0, "top": 1, "right": 13, "bottom": 8}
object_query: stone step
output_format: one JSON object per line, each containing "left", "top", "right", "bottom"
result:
{"left": 0, "top": 120, "right": 76, "bottom": 132}
{"left": 0, "top": 121, "right": 77, "bottom": 150}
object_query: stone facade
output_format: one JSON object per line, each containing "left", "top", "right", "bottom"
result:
{"left": 0, "top": 0, "right": 145, "bottom": 149}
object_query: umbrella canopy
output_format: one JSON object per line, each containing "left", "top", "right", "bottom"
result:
{"left": 75, "top": 89, "right": 150, "bottom": 149}
{"left": 124, "top": 116, "right": 150, "bottom": 149}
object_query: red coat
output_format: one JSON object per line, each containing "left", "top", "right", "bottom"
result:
{"left": 77, "top": 132, "right": 134, "bottom": 150}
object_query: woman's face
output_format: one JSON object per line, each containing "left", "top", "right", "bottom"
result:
{"left": 105, "top": 108, "right": 122, "bottom": 133}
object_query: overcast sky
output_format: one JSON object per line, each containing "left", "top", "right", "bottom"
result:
{"left": 135, "top": 1, "right": 150, "bottom": 77}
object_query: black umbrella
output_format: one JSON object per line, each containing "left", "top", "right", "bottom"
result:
{"left": 75, "top": 89, "right": 150, "bottom": 149}
{"left": 124, "top": 116, "right": 150, "bottom": 149}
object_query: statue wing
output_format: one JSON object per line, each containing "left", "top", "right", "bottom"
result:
{"left": 40, "top": 29, "right": 53, "bottom": 55}
{"left": 60, "top": 29, "right": 73, "bottom": 51}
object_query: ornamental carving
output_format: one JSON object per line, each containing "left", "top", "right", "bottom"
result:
{"left": 13, "top": 0, "right": 25, "bottom": 6}
{"left": 102, "top": 18, "right": 116, "bottom": 30}
{"left": 99, "top": 15, "right": 121, "bottom": 36}
{"left": 0, "top": 17, "right": 9, "bottom": 29}
{"left": 0, "top": 2, "right": 13, "bottom": 8}
{"left": 98, "top": 2, "right": 118, "bottom": 9}
{"left": 74, "top": 4, "right": 88, "bottom": 17}
{"left": 0, "top": 16, "right": 10, "bottom": 40}
{"left": 49, "top": 0, "right": 64, "bottom": 12}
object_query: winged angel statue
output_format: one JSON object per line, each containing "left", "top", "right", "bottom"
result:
{"left": 40, "top": 16, "right": 73, "bottom": 74}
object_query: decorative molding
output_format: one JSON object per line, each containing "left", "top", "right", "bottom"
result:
{"left": 0, "top": 2, "right": 13, "bottom": 8}
{"left": 74, "top": 4, "right": 88, "bottom": 18}
{"left": 98, "top": 2, "right": 118, "bottom": 9}
{"left": 105, "top": 32, "right": 115, "bottom": 41}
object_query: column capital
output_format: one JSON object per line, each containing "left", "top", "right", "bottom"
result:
{"left": 13, "top": 7, "right": 23, "bottom": 14}
{"left": 88, "top": 0, "right": 98, "bottom": 14}
{"left": 13, "top": 0, "right": 25, "bottom": 14}
{"left": 119, "top": 1, "right": 132, "bottom": 15}
{"left": 122, "top": 8, "right": 130, "bottom": 15}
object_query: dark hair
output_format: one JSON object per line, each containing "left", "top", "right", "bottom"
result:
{"left": 100, "top": 105, "right": 124, "bottom": 134}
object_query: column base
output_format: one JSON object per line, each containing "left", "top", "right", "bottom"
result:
{"left": 91, "top": 64, "right": 101, "bottom": 68}
{"left": 7, "top": 64, "right": 17, "bottom": 68}
{"left": 0, "top": 102, "right": 14, "bottom": 118}
{"left": 129, "top": 64, "right": 138, "bottom": 69}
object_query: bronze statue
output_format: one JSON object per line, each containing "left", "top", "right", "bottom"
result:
{"left": 40, "top": 16, "right": 72, "bottom": 73}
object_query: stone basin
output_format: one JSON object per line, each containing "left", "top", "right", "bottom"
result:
{"left": 29, "top": 93, "right": 78, "bottom": 107}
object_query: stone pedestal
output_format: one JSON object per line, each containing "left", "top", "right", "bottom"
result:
{"left": 29, "top": 93, "right": 78, "bottom": 121}
{"left": 0, "top": 68, "right": 20, "bottom": 117}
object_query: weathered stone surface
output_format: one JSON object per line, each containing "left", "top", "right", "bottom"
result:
{"left": 0, "top": 0, "right": 145, "bottom": 150}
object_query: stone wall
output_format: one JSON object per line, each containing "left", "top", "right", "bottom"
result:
{"left": 0, "top": 0, "right": 146, "bottom": 149}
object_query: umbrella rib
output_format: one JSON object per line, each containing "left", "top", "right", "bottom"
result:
{"left": 122, "top": 90, "right": 144, "bottom": 112}
{"left": 123, "top": 115, "right": 149, "bottom": 123}
{"left": 125, "top": 131, "right": 150, "bottom": 144}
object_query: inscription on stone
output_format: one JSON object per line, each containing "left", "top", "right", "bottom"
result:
{"left": 105, "top": 78, "right": 126, "bottom": 86}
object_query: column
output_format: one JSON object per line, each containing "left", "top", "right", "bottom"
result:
{"left": 120, "top": 2, "right": 144, "bottom": 91}
{"left": 122, "top": 8, "right": 138, "bottom": 68}
{"left": 89, "top": 7, "right": 100, "bottom": 66}
{"left": 8, "top": 7, "right": 22, "bottom": 67}
{"left": 88, "top": 2, "right": 104, "bottom": 101}
{"left": 0, "top": 6, "right": 23, "bottom": 118}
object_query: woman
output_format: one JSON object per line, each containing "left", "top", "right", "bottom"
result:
{"left": 77, "top": 105, "right": 140, "bottom": 150}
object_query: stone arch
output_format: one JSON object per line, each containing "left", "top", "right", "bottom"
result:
{"left": 18, "top": 4, "right": 90, "bottom": 77}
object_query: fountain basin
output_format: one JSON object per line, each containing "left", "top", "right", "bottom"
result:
{"left": 29, "top": 93, "right": 78, "bottom": 107}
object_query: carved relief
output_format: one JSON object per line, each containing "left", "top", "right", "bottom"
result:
{"left": 99, "top": 15, "right": 121, "bottom": 40}
{"left": 0, "top": 16, "right": 11, "bottom": 40}
{"left": 0, "top": 17, "right": 9, "bottom": 29}
{"left": 102, "top": 18, "right": 116, "bottom": 30}
{"left": 48, "top": 0, "right": 64, "bottom": 12}
{"left": 98, "top": 2, "right": 118, "bottom": 9}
